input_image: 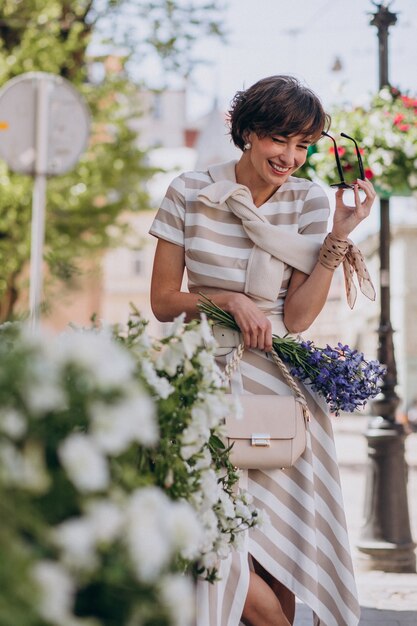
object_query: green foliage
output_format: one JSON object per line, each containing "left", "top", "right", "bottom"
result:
{"left": 0, "top": 0, "right": 226, "bottom": 320}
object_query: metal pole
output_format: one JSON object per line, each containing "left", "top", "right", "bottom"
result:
{"left": 29, "top": 76, "right": 49, "bottom": 327}
{"left": 356, "top": 1, "right": 416, "bottom": 572}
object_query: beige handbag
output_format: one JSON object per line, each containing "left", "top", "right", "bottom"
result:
{"left": 220, "top": 332, "right": 309, "bottom": 471}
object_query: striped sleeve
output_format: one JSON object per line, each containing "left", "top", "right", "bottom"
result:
{"left": 298, "top": 182, "right": 330, "bottom": 241}
{"left": 149, "top": 175, "right": 186, "bottom": 247}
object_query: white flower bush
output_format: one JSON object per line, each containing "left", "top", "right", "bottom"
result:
{"left": 0, "top": 312, "right": 261, "bottom": 626}
{"left": 118, "top": 310, "right": 261, "bottom": 582}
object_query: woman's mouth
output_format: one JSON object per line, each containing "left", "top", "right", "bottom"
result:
{"left": 268, "top": 160, "right": 291, "bottom": 175}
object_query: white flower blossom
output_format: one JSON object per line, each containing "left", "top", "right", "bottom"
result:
{"left": 383, "top": 131, "right": 401, "bottom": 147}
{"left": 189, "top": 405, "right": 211, "bottom": 433}
{"left": 169, "top": 500, "right": 203, "bottom": 560}
{"left": 159, "top": 574, "right": 195, "bottom": 626}
{"left": 181, "top": 420, "right": 210, "bottom": 449}
{"left": 24, "top": 359, "right": 67, "bottom": 416}
{"left": 20, "top": 441, "right": 51, "bottom": 492}
{"left": 181, "top": 329, "right": 203, "bottom": 358}
{"left": 199, "top": 551, "right": 218, "bottom": 570}
{"left": 0, "top": 407, "right": 27, "bottom": 439}
{"left": 193, "top": 447, "right": 212, "bottom": 471}
{"left": 196, "top": 349, "right": 225, "bottom": 387}
{"left": 167, "top": 312, "right": 186, "bottom": 337}
{"left": 141, "top": 358, "right": 174, "bottom": 398}
{"left": 86, "top": 500, "right": 124, "bottom": 544}
{"left": 57, "top": 331, "right": 136, "bottom": 389}
{"left": 379, "top": 149, "right": 394, "bottom": 166}
{"left": 199, "top": 469, "right": 222, "bottom": 508}
{"left": 198, "top": 314, "right": 217, "bottom": 346}
{"left": 0, "top": 440, "right": 49, "bottom": 492}
{"left": 32, "top": 560, "right": 75, "bottom": 623}
{"left": 213, "top": 536, "right": 230, "bottom": 560}
{"left": 403, "top": 141, "right": 416, "bottom": 159}
{"left": 235, "top": 501, "right": 252, "bottom": 521}
{"left": 59, "top": 434, "right": 109, "bottom": 493}
{"left": 408, "top": 173, "right": 417, "bottom": 189}
{"left": 218, "top": 490, "right": 236, "bottom": 519}
{"left": 0, "top": 441, "right": 24, "bottom": 484}
{"left": 379, "top": 87, "right": 393, "bottom": 102}
{"left": 256, "top": 508, "right": 271, "bottom": 529}
{"left": 124, "top": 487, "right": 173, "bottom": 582}
{"left": 239, "top": 490, "right": 254, "bottom": 505}
{"left": 181, "top": 441, "right": 204, "bottom": 460}
{"left": 156, "top": 341, "right": 185, "bottom": 376}
{"left": 368, "top": 160, "right": 383, "bottom": 176}
{"left": 180, "top": 421, "right": 209, "bottom": 460}
{"left": 198, "top": 508, "right": 220, "bottom": 551}
{"left": 54, "top": 517, "right": 98, "bottom": 571}
{"left": 233, "top": 531, "right": 246, "bottom": 551}
{"left": 90, "top": 392, "right": 158, "bottom": 455}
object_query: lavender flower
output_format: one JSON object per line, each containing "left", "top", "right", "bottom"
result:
{"left": 279, "top": 340, "right": 386, "bottom": 415}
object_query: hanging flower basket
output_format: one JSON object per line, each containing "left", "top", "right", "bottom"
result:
{"left": 302, "top": 86, "right": 417, "bottom": 198}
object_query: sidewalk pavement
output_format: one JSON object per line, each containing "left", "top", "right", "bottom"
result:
{"left": 295, "top": 415, "right": 417, "bottom": 625}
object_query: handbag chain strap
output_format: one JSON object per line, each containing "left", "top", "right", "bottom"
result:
{"left": 224, "top": 343, "right": 310, "bottom": 422}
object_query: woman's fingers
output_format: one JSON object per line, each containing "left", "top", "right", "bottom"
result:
{"left": 356, "top": 178, "right": 376, "bottom": 211}
{"left": 236, "top": 312, "right": 272, "bottom": 351}
{"left": 227, "top": 293, "right": 273, "bottom": 351}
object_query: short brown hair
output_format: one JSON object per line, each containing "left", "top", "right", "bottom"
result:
{"left": 228, "top": 75, "right": 331, "bottom": 150}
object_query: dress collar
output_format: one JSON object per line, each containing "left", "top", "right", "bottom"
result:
{"left": 208, "top": 160, "right": 238, "bottom": 183}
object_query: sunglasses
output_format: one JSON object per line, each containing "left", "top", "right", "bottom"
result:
{"left": 322, "top": 131, "right": 365, "bottom": 189}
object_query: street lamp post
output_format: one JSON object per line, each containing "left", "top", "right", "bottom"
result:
{"left": 356, "top": 1, "right": 416, "bottom": 572}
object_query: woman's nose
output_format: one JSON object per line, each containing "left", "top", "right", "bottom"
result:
{"left": 278, "top": 144, "right": 295, "bottom": 164}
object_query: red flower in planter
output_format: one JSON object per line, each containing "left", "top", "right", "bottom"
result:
{"left": 393, "top": 113, "right": 405, "bottom": 125}
{"left": 401, "top": 95, "right": 417, "bottom": 108}
{"left": 329, "top": 145, "right": 345, "bottom": 156}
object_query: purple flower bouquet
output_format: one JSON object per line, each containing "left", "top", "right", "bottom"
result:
{"left": 198, "top": 295, "right": 386, "bottom": 415}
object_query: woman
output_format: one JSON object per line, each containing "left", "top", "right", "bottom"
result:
{"left": 149, "top": 76, "right": 376, "bottom": 626}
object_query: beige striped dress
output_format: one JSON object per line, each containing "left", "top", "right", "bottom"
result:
{"left": 149, "top": 160, "right": 360, "bottom": 626}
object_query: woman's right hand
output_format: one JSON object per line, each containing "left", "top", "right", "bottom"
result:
{"left": 223, "top": 293, "right": 272, "bottom": 352}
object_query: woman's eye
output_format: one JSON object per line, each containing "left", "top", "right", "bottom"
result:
{"left": 271, "top": 137, "right": 285, "bottom": 144}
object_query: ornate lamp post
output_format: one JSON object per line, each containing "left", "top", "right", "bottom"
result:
{"left": 356, "top": 1, "right": 416, "bottom": 572}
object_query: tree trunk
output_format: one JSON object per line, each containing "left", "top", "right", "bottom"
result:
{"left": 0, "top": 273, "right": 20, "bottom": 323}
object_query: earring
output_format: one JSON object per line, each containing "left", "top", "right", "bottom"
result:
{"left": 244, "top": 142, "right": 252, "bottom": 150}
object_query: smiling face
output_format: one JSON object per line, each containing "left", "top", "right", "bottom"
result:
{"left": 237, "top": 132, "right": 311, "bottom": 201}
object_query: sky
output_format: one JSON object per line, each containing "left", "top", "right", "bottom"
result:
{"left": 183, "top": 0, "right": 417, "bottom": 121}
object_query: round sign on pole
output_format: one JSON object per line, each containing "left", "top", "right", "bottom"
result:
{"left": 0, "top": 72, "right": 91, "bottom": 325}
{"left": 0, "top": 71, "right": 90, "bottom": 176}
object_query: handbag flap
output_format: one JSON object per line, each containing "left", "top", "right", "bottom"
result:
{"left": 226, "top": 395, "right": 299, "bottom": 439}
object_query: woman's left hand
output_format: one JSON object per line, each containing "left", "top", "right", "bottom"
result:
{"left": 331, "top": 178, "right": 376, "bottom": 240}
